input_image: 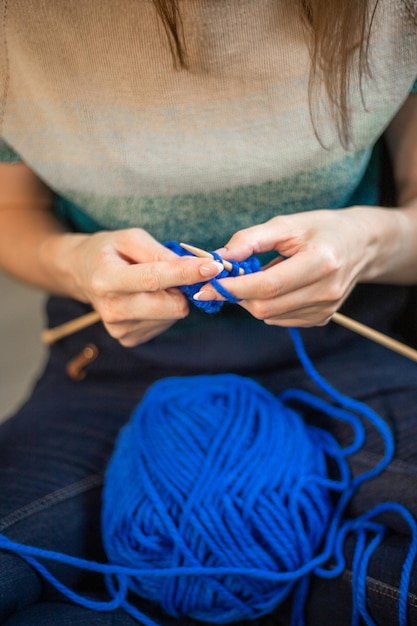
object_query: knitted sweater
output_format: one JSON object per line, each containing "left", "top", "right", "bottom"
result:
{"left": 0, "top": 0, "right": 416, "bottom": 252}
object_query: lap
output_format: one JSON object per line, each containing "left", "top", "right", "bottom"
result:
{"left": 1, "top": 293, "right": 417, "bottom": 625}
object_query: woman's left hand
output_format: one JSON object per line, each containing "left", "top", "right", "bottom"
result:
{"left": 194, "top": 207, "right": 406, "bottom": 327}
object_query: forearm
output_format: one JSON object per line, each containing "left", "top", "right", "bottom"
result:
{"left": 356, "top": 200, "right": 417, "bottom": 285}
{"left": 0, "top": 201, "right": 87, "bottom": 298}
{"left": 0, "top": 162, "right": 88, "bottom": 297}
{"left": 369, "top": 91, "right": 417, "bottom": 284}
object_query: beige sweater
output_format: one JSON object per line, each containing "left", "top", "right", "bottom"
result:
{"left": 0, "top": 0, "right": 416, "bottom": 249}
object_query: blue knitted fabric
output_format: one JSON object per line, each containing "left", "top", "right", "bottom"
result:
{"left": 0, "top": 246, "right": 415, "bottom": 626}
{"left": 164, "top": 241, "right": 261, "bottom": 311}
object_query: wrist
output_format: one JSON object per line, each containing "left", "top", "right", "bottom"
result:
{"left": 351, "top": 205, "right": 416, "bottom": 284}
{"left": 38, "top": 232, "right": 90, "bottom": 301}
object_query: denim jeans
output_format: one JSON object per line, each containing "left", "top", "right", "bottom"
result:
{"left": 1, "top": 285, "right": 417, "bottom": 625}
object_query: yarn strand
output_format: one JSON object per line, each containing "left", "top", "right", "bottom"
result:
{"left": 0, "top": 245, "right": 416, "bottom": 626}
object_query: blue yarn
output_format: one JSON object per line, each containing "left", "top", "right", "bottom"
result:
{"left": 0, "top": 245, "right": 416, "bottom": 626}
{"left": 164, "top": 241, "right": 261, "bottom": 311}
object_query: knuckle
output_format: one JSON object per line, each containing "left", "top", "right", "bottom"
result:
{"left": 90, "top": 271, "right": 108, "bottom": 298}
{"left": 96, "top": 297, "right": 122, "bottom": 324}
{"left": 259, "top": 276, "right": 281, "bottom": 300}
{"left": 124, "top": 227, "right": 146, "bottom": 247}
{"left": 172, "top": 260, "right": 191, "bottom": 285}
{"left": 119, "top": 336, "right": 140, "bottom": 348}
{"left": 164, "top": 290, "right": 189, "bottom": 319}
{"left": 104, "top": 323, "right": 124, "bottom": 340}
{"left": 105, "top": 321, "right": 139, "bottom": 346}
{"left": 121, "top": 226, "right": 145, "bottom": 243}
{"left": 230, "top": 228, "right": 252, "bottom": 249}
{"left": 174, "top": 298, "right": 189, "bottom": 319}
{"left": 316, "top": 315, "right": 333, "bottom": 327}
{"left": 321, "top": 248, "right": 342, "bottom": 276}
{"left": 100, "top": 307, "right": 119, "bottom": 325}
{"left": 140, "top": 266, "right": 162, "bottom": 292}
{"left": 176, "top": 260, "right": 200, "bottom": 285}
{"left": 244, "top": 273, "right": 281, "bottom": 303}
{"left": 325, "top": 282, "right": 345, "bottom": 304}
{"left": 250, "top": 301, "right": 270, "bottom": 321}
{"left": 322, "top": 303, "right": 338, "bottom": 319}
{"left": 129, "top": 227, "right": 146, "bottom": 238}
{"left": 107, "top": 325, "right": 142, "bottom": 348}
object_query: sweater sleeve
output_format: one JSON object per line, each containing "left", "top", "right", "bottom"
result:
{"left": 0, "top": 139, "right": 22, "bottom": 162}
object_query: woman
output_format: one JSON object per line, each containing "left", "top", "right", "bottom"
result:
{"left": 0, "top": 0, "right": 416, "bottom": 623}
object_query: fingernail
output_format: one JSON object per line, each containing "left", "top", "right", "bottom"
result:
{"left": 193, "top": 288, "right": 217, "bottom": 301}
{"left": 199, "top": 261, "right": 223, "bottom": 277}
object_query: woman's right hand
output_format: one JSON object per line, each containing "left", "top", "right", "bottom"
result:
{"left": 41, "top": 228, "right": 223, "bottom": 347}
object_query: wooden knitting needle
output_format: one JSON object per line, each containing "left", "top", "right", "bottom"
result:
{"left": 41, "top": 245, "right": 243, "bottom": 344}
{"left": 40, "top": 246, "right": 228, "bottom": 345}
{"left": 180, "top": 243, "right": 245, "bottom": 275}
{"left": 331, "top": 312, "right": 417, "bottom": 363}
{"left": 180, "top": 243, "right": 417, "bottom": 364}
{"left": 40, "top": 242, "right": 417, "bottom": 363}
{"left": 41, "top": 310, "right": 101, "bottom": 345}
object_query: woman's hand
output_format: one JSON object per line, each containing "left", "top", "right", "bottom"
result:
{"left": 42, "top": 228, "right": 223, "bottom": 346}
{"left": 0, "top": 164, "right": 223, "bottom": 346}
{"left": 194, "top": 206, "right": 409, "bottom": 327}
{"left": 195, "top": 94, "right": 417, "bottom": 328}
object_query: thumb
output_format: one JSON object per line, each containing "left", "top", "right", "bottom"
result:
{"left": 217, "top": 219, "right": 285, "bottom": 262}
{"left": 114, "top": 229, "right": 180, "bottom": 264}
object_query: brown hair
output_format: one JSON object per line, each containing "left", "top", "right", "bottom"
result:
{"left": 152, "top": 0, "right": 379, "bottom": 147}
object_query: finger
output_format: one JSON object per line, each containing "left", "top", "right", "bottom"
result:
{"left": 239, "top": 297, "right": 336, "bottom": 326}
{"left": 97, "top": 289, "right": 190, "bottom": 324}
{"left": 236, "top": 273, "right": 355, "bottom": 325}
{"left": 194, "top": 252, "right": 323, "bottom": 303}
{"left": 194, "top": 263, "right": 353, "bottom": 325}
{"left": 261, "top": 314, "right": 333, "bottom": 328}
{"left": 216, "top": 216, "right": 295, "bottom": 262}
{"left": 113, "top": 229, "right": 181, "bottom": 264}
{"left": 92, "top": 256, "right": 224, "bottom": 296}
{"left": 106, "top": 319, "right": 176, "bottom": 347}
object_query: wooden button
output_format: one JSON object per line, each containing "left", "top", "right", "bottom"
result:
{"left": 66, "top": 344, "right": 99, "bottom": 381}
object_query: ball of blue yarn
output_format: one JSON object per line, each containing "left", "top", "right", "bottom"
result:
{"left": 0, "top": 244, "right": 415, "bottom": 626}
{"left": 102, "top": 373, "right": 334, "bottom": 623}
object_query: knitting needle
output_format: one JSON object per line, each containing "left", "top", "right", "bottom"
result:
{"left": 180, "top": 243, "right": 245, "bottom": 275}
{"left": 331, "top": 312, "right": 417, "bottom": 363}
{"left": 40, "top": 245, "right": 232, "bottom": 344}
{"left": 40, "top": 245, "right": 234, "bottom": 345}
{"left": 180, "top": 242, "right": 417, "bottom": 364}
{"left": 40, "top": 243, "right": 417, "bottom": 363}
{"left": 41, "top": 310, "right": 101, "bottom": 345}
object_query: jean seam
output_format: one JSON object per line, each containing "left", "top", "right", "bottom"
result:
{"left": 354, "top": 451, "right": 417, "bottom": 478}
{"left": 343, "top": 569, "right": 417, "bottom": 608}
{"left": 2, "top": 476, "right": 417, "bottom": 614}
{"left": 0, "top": 472, "right": 104, "bottom": 532}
